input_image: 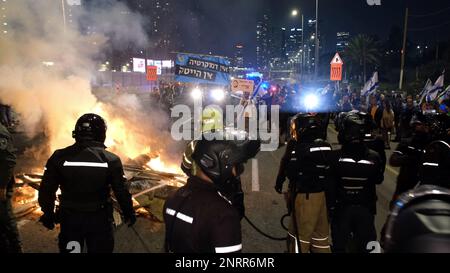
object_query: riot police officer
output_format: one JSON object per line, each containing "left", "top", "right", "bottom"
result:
{"left": 38, "top": 113, "right": 136, "bottom": 253}
{"left": 0, "top": 123, "right": 22, "bottom": 253}
{"left": 389, "top": 112, "right": 432, "bottom": 202}
{"left": 419, "top": 140, "right": 450, "bottom": 189}
{"left": 275, "top": 113, "right": 333, "bottom": 253}
{"left": 332, "top": 112, "right": 384, "bottom": 253}
{"left": 164, "top": 130, "right": 260, "bottom": 253}
{"left": 336, "top": 110, "right": 386, "bottom": 171}
{"left": 383, "top": 185, "right": 450, "bottom": 253}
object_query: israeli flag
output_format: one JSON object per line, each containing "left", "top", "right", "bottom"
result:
{"left": 437, "top": 85, "right": 450, "bottom": 104}
{"left": 361, "top": 72, "right": 379, "bottom": 97}
{"left": 418, "top": 79, "right": 433, "bottom": 105}
{"left": 425, "top": 73, "right": 444, "bottom": 102}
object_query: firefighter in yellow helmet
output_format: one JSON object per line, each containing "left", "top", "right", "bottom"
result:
{"left": 181, "top": 106, "right": 224, "bottom": 176}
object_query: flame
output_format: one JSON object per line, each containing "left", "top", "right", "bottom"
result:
{"left": 146, "top": 156, "right": 181, "bottom": 174}
{"left": 14, "top": 186, "right": 38, "bottom": 205}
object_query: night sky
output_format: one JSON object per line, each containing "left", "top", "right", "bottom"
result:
{"left": 188, "top": 0, "right": 450, "bottom": 65}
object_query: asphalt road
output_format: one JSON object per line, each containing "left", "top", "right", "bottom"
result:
{"left": 15, "top": 125, "right": 399, "bottom": 253}
{"left": 238, "top": 125, "right": 398, "bottom": 252}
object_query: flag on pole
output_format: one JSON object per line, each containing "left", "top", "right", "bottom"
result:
{"left": 418, "top": 79, "right": 433, "bottom": 105}
{"left": 437, "top": 85, "right": 450, "bottom": 104}
{"left": 425, "top": 73, "right": 444, "bottom": 103}
{"left": 361, "top": 72, "right": 379, "bottom": 97}
{"left": 418, "top": 79, "right": 432, "bottom": 97}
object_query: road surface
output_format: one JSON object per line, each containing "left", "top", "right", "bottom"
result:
{"left": 16, "top": 125, "right": 399, "bottom": 253}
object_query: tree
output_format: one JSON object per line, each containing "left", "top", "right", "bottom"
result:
{"left": 344, "top": 34, "right": 380, "bottom": 83}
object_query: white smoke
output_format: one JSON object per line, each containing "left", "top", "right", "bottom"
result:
{"left": 0, "top": 0, "right": 182, "bottom": 171}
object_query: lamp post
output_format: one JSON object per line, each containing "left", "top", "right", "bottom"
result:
{"left": 314, "top": 0, "right": 319, "bottom": 81}
{"left": 291, "top": 9, "right": 304, "bottom": 80}
{"left": 61, "top": 0, "right": 67, "bottom": 34}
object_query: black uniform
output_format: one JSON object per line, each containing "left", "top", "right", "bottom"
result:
{"left": 277, "top": 139, "right": 333, "bottom": 195}
{"left": 331, "top": 143, "right": 384, "bottom": 253}
{"left": 164, "top": 176, "right": 242, "bottom": 253}
{"left": 0, "top": 124, "right": 22, "bottom": 253}
{"left": 276, "top": 139, "right": 333, "bottom": 253}
{"left": 38, "top": 141, "right": 134, "bottom": 253}
{"left": 390, "top": 135, "right": 429, "bottom": 199}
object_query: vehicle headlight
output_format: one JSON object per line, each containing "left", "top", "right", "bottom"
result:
{"left": 211, "top": 88, "right": 225, "bottom": 102}
{"left": 191, "top": 88, "right": 203, "bottom": 100}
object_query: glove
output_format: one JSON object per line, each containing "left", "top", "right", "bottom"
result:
{"left": 275, "top": 178, "right": 284, "bottom": 194}
{"left": 124, "top": 213, "right": 137, "bottom": 227}
{"left": 39, "top": 214, "right": 55, "bottom": 230}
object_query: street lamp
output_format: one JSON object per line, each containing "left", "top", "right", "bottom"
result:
{"left": 291, "top": 9, "right": 304, "bottom": 80}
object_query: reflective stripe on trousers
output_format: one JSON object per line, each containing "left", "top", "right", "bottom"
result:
{"left": 288, "top": 192, "right": 331, "bottom": 253}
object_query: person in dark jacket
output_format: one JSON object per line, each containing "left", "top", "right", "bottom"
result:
{"left": 164, "top": 130, "right": 260, "bottom": 253}
{"left": 331, "top": 112, "right": 384, "bottom": 253}
{"left": 0, "top": 123, "right": 22, "bottom": 253}
{"left": 389, "top": 112, "right": 432, "bottom": 203}
{"left": 275, "top": 113, "right": 333, "bottom": 253}
{"left": 367, "top": 95, "right": 383, "bottom": 130}
{"left": 398, "top": 98, "right": 417, "bottom": 139}
{"left": 38, "top": 113, "right": 136, "bottom": 253}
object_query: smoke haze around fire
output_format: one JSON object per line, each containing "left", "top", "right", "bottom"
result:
{"left": 0, "top": 0, "right": 183, "bottom": 171}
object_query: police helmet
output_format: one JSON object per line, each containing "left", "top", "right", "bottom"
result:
{"left": 337, "top": 112, "right": 365, "bottom": 144}
{"left": 419, "top": 140, "right": 450, "bottom": 189}
{"left": 290, "top": 113, "right": 322, "bottom": 142}
{"left": 353, "top": 110, "right": 376, "bottom": 138}
{"left": 383, "top": 185, "right": 450, "bottom": 253}
{"left": 72, "top": 113, "right": 107, "bottom": 143}
{"left": 410, "top": 111, "right": 427, "bottom": 127}
{"left": 192, "top": 130, "right": 260, "bottom": 188}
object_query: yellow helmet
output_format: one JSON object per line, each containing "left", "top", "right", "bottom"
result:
{"left": 202, "top": 106, "right": 224, "bottom": 133}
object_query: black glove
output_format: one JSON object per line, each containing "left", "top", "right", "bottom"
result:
{"left": 124, "top": 213, "right": 137, "bottom": 227}
{"left": 275, "top": 178, "right": 284, "bottom": 194}
{"left": 40, "top": 214, "right": 55, "bottom": 230}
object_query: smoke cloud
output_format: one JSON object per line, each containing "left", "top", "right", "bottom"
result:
{"left": 0, "top": 0, "right": 181, "bottom": 171}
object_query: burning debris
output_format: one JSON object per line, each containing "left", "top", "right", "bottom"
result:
{"left": 13, "top": 156, "right": 186, "bottom": 222}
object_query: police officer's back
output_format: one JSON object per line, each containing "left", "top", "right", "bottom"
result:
{"left": 389, "top": 112, "right": 432, "bottom": 200}
{"left": 332, "top": 112, "right": 384, "bottom": 253}
{"left": 164, "top": 132, "right": 259, "bottom": 253}
{"left": 275, "top": 113, "right": 333, "bottom": 253}
{"left": 38, "top": 113, "right": 136, "bottom": 253}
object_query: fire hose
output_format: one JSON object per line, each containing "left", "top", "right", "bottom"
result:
{"left": 129, "top": 225, "right": 152, "bottom": 253}
{"left": 243, "top": 215, "right": 288, "bottom": 241}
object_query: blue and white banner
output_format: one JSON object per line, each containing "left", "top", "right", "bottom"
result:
{"left": 175, "top": 53, "right": 231, "bottom": 85}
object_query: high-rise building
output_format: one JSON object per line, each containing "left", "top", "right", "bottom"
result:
{"left": 234, "top": 44, "right": 244, "bottom": 68}
{"left": 286, "top": 28, "right": 302, "bottom": 60}
{"left": 256, "top": 14, "right": 270, "bottom": 70}
{"left": 336, "top": 32, "right": 350, "bottom": 52}
{"left": 304, "top": 19, "right": 320, "bottom": 74}
{"left": 0, "top": 0, "right": 9, "bottom": 37}
{"left": 65, "top": 0, "right": 83, "bottom": 30}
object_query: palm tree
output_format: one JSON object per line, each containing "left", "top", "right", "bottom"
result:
{"left": 344, "top": 34, "right": 380, "bottom": 83}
